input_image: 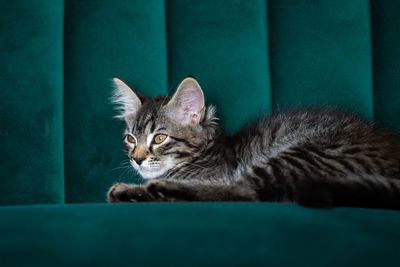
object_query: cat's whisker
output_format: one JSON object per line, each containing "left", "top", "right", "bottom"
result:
{"left": 111, "top": 159, "right": 131, "bottom": 173}
{"left": 111, "top": 164, "right": 130, "bottom": 172}
{"left": 118, "top": 164, "right": 133, "bottom": 179}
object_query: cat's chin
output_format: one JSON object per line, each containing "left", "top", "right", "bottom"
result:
{"left": 138, "top": 168, "right": 167, "bottom": 180}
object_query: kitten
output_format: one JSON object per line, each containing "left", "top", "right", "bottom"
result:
{"left": 107, "top": 77, "right": 400, "bottom": 209}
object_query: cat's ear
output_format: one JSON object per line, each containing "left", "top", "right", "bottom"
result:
{"left": 111, "top": 78, "right": 142, "bottom": 120}
{"left": 165, "top": 77, "right": 205, "bottom": 126}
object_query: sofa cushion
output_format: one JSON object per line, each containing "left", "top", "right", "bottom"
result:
{"left": 371, "top": 0, "right": 400, "bottom": 133}
{"left": 0, "top": 203, "right": 399, "bottom": 266}
{"left": 62, "top": 0, "right": 385, "bottom": 203}
{"left": 0, "top": 0, "right": 64, "bottom": 205}
{"left": 1, "top": 0, "right": 400, "bottom": 205}
{"left": 268, "top": 0, "right": 374, "bottom": 118}
{"left": 166, "top": 0, "right": 272, "bottom": 133}
{"left": 63, "top": 0, "right": 167, "bottom": 203}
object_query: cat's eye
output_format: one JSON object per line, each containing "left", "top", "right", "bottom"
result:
{"left": 153, "top": 134, "right": 168, "bottom": 144}
{"left": 126, "top": 135, "right": 136, "bottom": 144}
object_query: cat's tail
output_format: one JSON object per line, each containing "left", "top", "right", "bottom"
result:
{"left": 295, "top": 174, "right": 400, "bottom": 210}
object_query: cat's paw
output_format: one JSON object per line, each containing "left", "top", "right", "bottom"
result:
{"left": 146, "top": 180, "right": 169, "bottom": 200}
{"left": 145, "top": 180, "right": 184, "bottom": 201}
{"left": 107, "top": 183, "right": 151, "bottom": 203}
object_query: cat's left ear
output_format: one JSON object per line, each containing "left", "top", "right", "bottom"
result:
{"left": 165, "top": 77, "right": 205, "bottom": 126}
{"left": 111, "top": 78, "right": 142, "bottom": 120}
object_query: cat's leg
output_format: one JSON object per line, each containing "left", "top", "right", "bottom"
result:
{"left": 294, "top": 175, "right": 400, "bottom": 209}
{"left": 145, "top": 179, "right": 258, "bottom": 201}
{"left": 107, "top": 183, "right": 153, "bottom": 202}
{"left": 107, "top": 179, "right": 257, "bottom": 202}
{"left": 294, "top": 178, "right": 335, "bottom": 208}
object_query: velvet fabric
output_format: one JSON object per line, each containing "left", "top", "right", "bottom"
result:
{"left": 1, "top": 0, "right": 399, "bottom": 205}
{"left": 268, "top": 0, "right": 374, "bottom": 119}
{"left": 63, "top": 0, "right": 167, "bottom": 203}
{"left": 0, "top": 203, "right": 399, "bottom": 266}
{"left": 62, "top": 0, "right": 392, "bottom": 203}
{"left": 166, "top": 0, "right": 272, "bottom": 133}
{"left": 0, "top": 0, "right": 64, "bottom": 205}
{"left": 371, "top": 0, "right": 400, "bottom": 133}
{"left": 1, "top": 1, "right": 400, "bottom": 266}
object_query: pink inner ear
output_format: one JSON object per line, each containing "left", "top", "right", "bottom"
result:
{"left": 174, "top": 87, "right": 204, "bottom": 125}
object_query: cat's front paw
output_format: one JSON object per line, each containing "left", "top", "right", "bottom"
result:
{"left": 107, "top": 183, "right": 152, "bottom": 203}
{"left": 145, "top": 180, "right": 184, "bottom": 201}
{"left": 146, "top": 180, "right": 169, "bottom": 200}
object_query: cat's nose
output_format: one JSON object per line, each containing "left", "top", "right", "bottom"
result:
{"left": 133, "top": 158, "right": 146, "bottom": 165}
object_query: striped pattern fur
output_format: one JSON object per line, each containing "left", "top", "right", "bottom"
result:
{"left": 108, "top": 78, "right": 400, "bottom": 209}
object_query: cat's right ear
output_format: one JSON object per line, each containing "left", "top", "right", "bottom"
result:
{"left": 111, "top": 78, "right": 142, "bottom": 120}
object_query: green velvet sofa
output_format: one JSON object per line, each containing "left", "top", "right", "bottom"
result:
{"left": 1, "top": 0, "right": 399, "bottom": 266}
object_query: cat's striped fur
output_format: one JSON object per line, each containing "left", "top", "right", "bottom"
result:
{"left": 108, "top": 77, "right": 400, "bottom": 209}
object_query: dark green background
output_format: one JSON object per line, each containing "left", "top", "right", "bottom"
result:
{"left": 1, "top": 1, "right": 400, "bottom": 265}
{"left": 63, "top": 0, "right": 168, "bottom": 203}
{"left": 1, "top": 203, "right": 399, "bottom": 266}
{"left": 0, "top": 0, "right": 64, "bottom": 205}
{"left": 1, "top": 0, "right": 399, "bottom": 205}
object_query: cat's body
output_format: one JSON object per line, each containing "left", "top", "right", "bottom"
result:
{"left": 108, "top": 77, "right": 400, "bottom": 209}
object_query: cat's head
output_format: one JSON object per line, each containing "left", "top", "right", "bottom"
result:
{"left": 112, "top": 77, "right": 218, "bottom": 179}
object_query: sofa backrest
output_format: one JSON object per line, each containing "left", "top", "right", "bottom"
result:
{"left": 1, "top": 0, "right": 399, "bottom": 205}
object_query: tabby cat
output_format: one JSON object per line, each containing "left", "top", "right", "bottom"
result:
{"left": 107, "top": 77, "right": 400, "bottom": 209}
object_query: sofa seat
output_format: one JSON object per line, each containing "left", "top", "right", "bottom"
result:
{"left": 1, "top": 1, "right": 400, "bottom": 266}
{"left": 1, "top": 203, "right": 399, "bottom": 266}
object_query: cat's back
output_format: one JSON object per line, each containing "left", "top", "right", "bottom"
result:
{"left": 265, "top": 107, "right": 372, "bottom": 140}
{"left": 263, "top": 107, "right": 399, "bottom": 149}
{"left": 234, "top": 107, "right": 400, "bottom": 171}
